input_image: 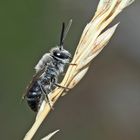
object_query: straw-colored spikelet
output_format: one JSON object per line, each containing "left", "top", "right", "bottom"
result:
{"left": 40, "top": 130, "right": 59, "bottom": 140}
{"left": 23, "top": 0, "right": 134, "bottom": 140}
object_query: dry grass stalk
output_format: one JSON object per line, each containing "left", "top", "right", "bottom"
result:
{"left": 23, "top": 0, "right": 134, "bottom": 139}
{"left": 40, "top": 130, "right": 59, "bottom": 140}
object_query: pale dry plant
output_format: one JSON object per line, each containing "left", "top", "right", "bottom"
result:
{"left": 23, "top": 0, "right": 134, "bottom": 139}
{"left": 40, "top": 130, "right": 59, "bottom": 140}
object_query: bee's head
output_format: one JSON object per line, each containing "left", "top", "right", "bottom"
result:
{"left": 50, "top": 47, "right": 71, "bottom": 62}
{"left": 50, "top": 20, "right": 72, "bottom": 63}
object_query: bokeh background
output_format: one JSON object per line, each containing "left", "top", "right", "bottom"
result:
{"left": 0, "top": 0, "right": 140, "bottom": 140}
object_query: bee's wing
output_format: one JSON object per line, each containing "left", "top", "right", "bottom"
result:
{"left": 22, "top": 68, "right": 45, "bottom": 99}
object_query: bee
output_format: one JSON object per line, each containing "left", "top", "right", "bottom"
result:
{"left": 23, "top": 20, "right": 72, "bottom": 112}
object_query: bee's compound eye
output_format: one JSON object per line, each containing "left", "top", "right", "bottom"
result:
{"left": 53, "top": 51, "right": 61, "bottom": 57}
{"left": 56, "top": 53, "right": 61, "bottom": 56}
{"left": 53, "top": 49, "right": 70, "bottom": 59}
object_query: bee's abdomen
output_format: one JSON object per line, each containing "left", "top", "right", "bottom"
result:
{"left": 26, "top": 97, "right": 39, "bottom": 112}
{"left": 26, "top": 92, "right": 42, "bottom": 112}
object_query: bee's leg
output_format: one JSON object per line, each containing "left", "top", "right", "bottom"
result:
{"left": 51, "top": 76, "right": 70, "bottom": 91}
{"left": 55, "top": 83, "right": 70, "bottom": 91}
{"left": 38, "top": 82, "right": 53, "bottom": 110}
{"left": 41, "top": 86, "right": 54, "bottom": 110}
{"left": 38, "top": 94, "right": 45, "bottom": 111}
{"left": 69, "top": 63, "right": 77, "bottom": 66}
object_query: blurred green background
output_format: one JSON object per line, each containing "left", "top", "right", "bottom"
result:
{"left": 0, "top": 0, "right": 140, "bottom": 140}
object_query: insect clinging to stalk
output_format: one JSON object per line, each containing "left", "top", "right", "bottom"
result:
{"left": 23, "top": 20, "right": 73, "bottom": 112}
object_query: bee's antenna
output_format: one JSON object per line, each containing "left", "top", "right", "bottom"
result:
{"left": 59, "top": 19, "right": 72, "bottom": 50}
{"left": 60, "top": 22, "right": 65, "bottom": 49}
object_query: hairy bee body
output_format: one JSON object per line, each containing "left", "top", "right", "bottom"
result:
{"left": 35, "top": 47, "right": 70, "bottom": 73}
{"left": 24, "top": 20, "right": 72, "bottom": 112}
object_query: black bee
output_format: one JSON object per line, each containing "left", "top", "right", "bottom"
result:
{"left": 23, "top": 20, "right": 72, "bottom": 112}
